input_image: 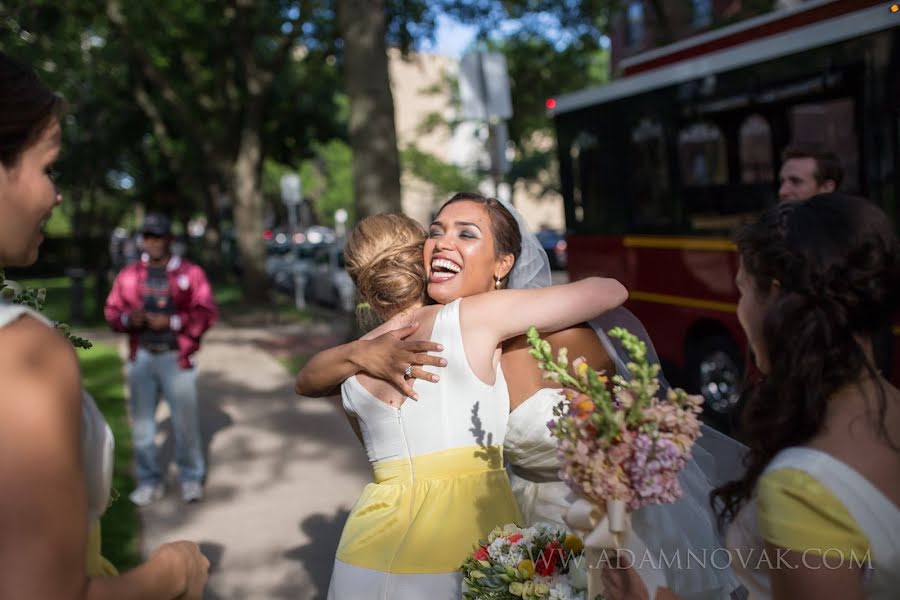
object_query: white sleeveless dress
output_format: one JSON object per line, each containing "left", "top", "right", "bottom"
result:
{"left": 327, "top": 299, "right": 522, "bottom": 600}
{"left": 728, "top": 447, "right": 900, "bottom": 599}
{"left": 0, "top": 303, "right": 116, "bottom": 574}
{"left": 505, "top": 324, "right": 743, "bottom": 600}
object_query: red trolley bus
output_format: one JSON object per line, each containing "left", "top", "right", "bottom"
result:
{"left": 550, "top": 1, "right": 900, "bottom": 428}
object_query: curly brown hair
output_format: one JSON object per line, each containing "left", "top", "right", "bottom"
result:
{"left": 712, "top": 193, "right": 900, "bottom": 528}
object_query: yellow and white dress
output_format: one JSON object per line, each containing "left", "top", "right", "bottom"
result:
{"left": 729, "top": 447, "right": 900, "bottom": 599}
{"left": 327, "top": 299, "right": 521, "bottom": 599}
{"left": 0, "top": 303, "right": 117, "bottom": 576}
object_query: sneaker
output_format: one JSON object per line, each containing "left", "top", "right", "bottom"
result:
{"left": 129, "top": 483, "right": 165, "bottom": 507}
{"left": 181, "top": 481, "right": 204, "bottom": 503}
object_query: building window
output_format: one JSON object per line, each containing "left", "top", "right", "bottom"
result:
{"left": 625, "top": 2, "right": 644, "bottom": 48}
{"left": 739, "top": 115, "right": 774, "bottom": 183}
{"left": 692, "top": 0, "right": 713, "bottom": 28}
{"left": 678, "top": 122, "right": 728, "bottom": 186}
{"left": 629, "top": 118, "right": 672, "bottom": 229}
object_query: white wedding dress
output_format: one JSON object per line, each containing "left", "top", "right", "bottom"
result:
{"left": 505, "top": 311, "right": 745, "bottom": 600}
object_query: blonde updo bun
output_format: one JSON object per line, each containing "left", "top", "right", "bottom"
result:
{"left": 344, "top": 213, "right": 427, "bottom": 324}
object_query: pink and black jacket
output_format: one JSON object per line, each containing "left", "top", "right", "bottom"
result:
{"left": 104, "top": 255, "right": 217, "bottom": 369}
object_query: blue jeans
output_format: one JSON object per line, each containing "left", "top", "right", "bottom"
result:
{"left": 127, "top": 349, "right": 205, "bottom": 485}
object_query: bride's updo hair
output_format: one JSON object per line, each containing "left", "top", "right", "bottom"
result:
{"left": 344, "top": 213, "right": 428, "bottom": 324}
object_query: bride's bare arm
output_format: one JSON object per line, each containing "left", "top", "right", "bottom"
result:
{"left": 295, "top": 323, "right": 446, "bottom": 399}
{"left": 463, "top": 277, "right": 628, "bottom": 349}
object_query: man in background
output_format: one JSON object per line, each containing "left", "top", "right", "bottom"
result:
{"left": 105, "top": 213, "right": 217, "bottom": 505}
{"left": 777, "top": 145, "right": 892, "bottom": 378}
{"left": 778, "top": 144, "right": 843, "bottom": 202}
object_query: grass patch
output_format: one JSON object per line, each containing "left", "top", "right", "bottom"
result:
{"left": 17, "top": 276, "right": 106, "bottom": 327}
{"left": 78, "top": 342, "right": 142, "bottom": 570}
{"left": 278, "top": 353, "right": 310, "bottom": 376}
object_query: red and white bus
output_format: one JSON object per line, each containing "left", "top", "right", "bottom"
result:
{"left": 550, "top": 0, "right": 900, "bottom": 428}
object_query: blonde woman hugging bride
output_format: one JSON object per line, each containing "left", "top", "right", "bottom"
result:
{"left": 296, "top": 195, "right": 627, "bottom": 599}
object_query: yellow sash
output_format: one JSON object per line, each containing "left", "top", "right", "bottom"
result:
{"left": 87, "top": 521, "right": 118, "bottom": 577}
{"left": 337, "top": 445, "right": 521, "bottom": 573}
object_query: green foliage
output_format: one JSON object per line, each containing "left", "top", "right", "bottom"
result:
{"left": 303, "top": 140, "right": 356, "bottom": 227}
{"left": 78, "top": 342, "right": 141, "bottom": 569}
{"left": 0, "top": 269, "right": 92, "bottom": 348}
{"left": 401, "top": 145, "right": 479, "bottom": 199}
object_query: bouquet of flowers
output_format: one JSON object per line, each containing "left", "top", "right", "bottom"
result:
{"left": 527, "top": 326, "right": 702, "bottom": 543}
{"left": 461, "top": 523, "right": 588, "bottom": 600}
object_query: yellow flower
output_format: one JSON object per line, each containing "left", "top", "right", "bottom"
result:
{"left": 469, "top": 570, "right": 486, "bottom": 579}
{"left": 517, "top": 559, "right": 535, "bottom": 577}
{"left": 534, "top": 582, "right": 550, "bottom": 596}
{"left": 575, "top": 360, "right": 590, "bottom": 378}
{"left": 509, "top": 582, "right": 525, "bottom": 596}
{"left": 563, "top": 534, "right": 584, "bottom": 554}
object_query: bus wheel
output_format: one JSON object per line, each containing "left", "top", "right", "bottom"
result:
{"left": 688, "top": 335, "right": 743, "bottom": 421}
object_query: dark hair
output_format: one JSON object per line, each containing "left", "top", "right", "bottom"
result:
{"left": 437, "top": 192, "right": 522, "bottom": 285}
{"left": 712, "top": 193, "right": 900, "bottom": 527}
{"left": 0, "top": 52, "right": 64, "bottom": 167}
{"left": 781, "top": 144, "right": 844, "bottom": 189}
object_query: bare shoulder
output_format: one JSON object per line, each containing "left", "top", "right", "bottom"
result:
{"left": 0, "top": 315, "right": 81, "bottom": 437}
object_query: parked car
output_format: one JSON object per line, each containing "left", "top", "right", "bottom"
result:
{"left": 536, "top": 227, "right": 568, "bottom": 270}
{"left": 305, "top": 242, "right": 356, "bottom": 313}
{"left": 266, "top": 242, "right": 316, "bottom": 295}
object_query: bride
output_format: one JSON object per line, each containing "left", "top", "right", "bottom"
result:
{"left": 497, "top": 203, "right": 745, "bottom": 600}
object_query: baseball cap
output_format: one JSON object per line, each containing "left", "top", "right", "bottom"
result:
{"left": 141, "top": 213, "right": 172, "bottom": 237}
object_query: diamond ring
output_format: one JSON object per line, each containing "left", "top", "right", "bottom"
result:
{"left": 404, "top": 365, "right": 413, "bottom": 378}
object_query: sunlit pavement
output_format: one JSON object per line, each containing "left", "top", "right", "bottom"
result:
{"left": 121, "top": 320, "right": 371, "bottom": 600}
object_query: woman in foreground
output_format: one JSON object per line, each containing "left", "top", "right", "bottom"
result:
{"left": 0, "top": 51, "right": 208, "bottom": 599}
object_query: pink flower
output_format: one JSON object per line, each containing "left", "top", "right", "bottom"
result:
{"left": 473, "top": 546, "right": 489, "bottom": 561}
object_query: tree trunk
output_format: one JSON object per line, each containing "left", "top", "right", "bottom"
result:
{"left": 231, "top": 125, "right": 268, "bottom": 302}
{"left": 338, "top": 0, "right": 403, "bottom": 218}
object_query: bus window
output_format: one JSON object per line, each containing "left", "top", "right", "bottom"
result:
{"left": 788, "top": 98, "right": 859, "bottom": 193}
{"left": 570, "top": 131, "right": 599, "bottom": 225}
{"left": 630, "top": 118, "right": 672, "bottom": 230}
{"left": 678, "top": 122, "right": 728, "bottom": 186}
{"left": 739, "top": 114, "right": 774, "bottom": 183}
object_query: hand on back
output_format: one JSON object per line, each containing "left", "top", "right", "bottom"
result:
{"left": 359, "top": 322, "right": 446, "bottom": 400}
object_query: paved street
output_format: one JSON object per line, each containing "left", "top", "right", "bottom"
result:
{"left": 106, "top": 319, "right": 372, "bottom": 600}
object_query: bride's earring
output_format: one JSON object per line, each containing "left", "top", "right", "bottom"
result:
{"left": 495, "top": 277, "right": 501, "bottom": 289}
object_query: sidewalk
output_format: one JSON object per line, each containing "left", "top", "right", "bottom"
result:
{"left": 111, "top": 320, "right": 372, "bottom": 599}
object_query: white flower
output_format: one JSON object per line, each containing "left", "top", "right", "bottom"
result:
{"left": 547, "top": 577, "right": 579, "bottom": 600}
{"left": 567, "top": 562, "right": 588, "bottom": 590}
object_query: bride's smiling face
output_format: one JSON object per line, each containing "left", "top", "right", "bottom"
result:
{"left": 424, "top": 201, "right": 514, "bottom": 304}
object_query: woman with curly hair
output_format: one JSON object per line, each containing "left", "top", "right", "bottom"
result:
{"left": 604, "top": 193, "right": 900, "bottom": 600}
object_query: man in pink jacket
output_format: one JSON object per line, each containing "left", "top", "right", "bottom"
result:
{"left": 105, "top": 213, "right": 217, "bottom": 506}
